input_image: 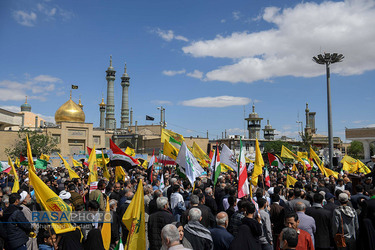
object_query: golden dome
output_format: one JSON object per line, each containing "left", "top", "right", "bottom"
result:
{"left": 99, "top": 98, "right": 106, "bottom": 107}
{"left": 55, "top": 98, "right": 85, "bottom": 123}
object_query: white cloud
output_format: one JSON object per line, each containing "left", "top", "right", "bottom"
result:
{"left": 34, "top": 75, "right": 62, "bottom": 83}
{"left": 37, "top": 3, "right": 56, "bottom": 17}
{"left": 186, "top": 70, "right": 203, "bottom": 79}
{"left": 232, "top": 11, "right": 241, "bottom": 20}
{"left": 162, "top": 69, "right": 186, "bottom": 76}
{"left": 366, "top": 124, "right": 375, "bottom": 128}
{"left": 182, "top": 0, "right": 375, "bottom": 83}
{"left": 153, "top": 28, "right": 189, "bottom": 42}
{"left": 221, "top": 19, "right": 226, "bottom": 23}
{"left": 0, "top": 74, "right": 63, "bottom": 101}
{"left": 180, "top": 96, "right": 251, "bottom": 107}
{"left": 275, "top": 129, "right": 299, "bottom": 139}
{"left": 36, "top": 113, "right": 55, "bottom": 123}
{"left": 13, "top": 11, "right": 37, "bottom": 27}
{"left": 0, "top": 105, "right": 21, "bottom": 113}
{"left": 151, "top": 100, "right": 173, "bottom": 105}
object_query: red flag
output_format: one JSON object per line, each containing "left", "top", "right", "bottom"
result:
{"left": 264, "top": 167, "right": 270, "bottom": 188}
{"left": 20, "top": 154, "right": 26, "bottom": 163}
{"left": 109, "top": 139, "right": 140, "bottom": 166}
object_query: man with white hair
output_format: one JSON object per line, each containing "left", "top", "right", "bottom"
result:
{"left": 161, "top": 224, "right": 191, "bottom": 250}
{"left": 209, "top": 212, "right": 234, "bottom": 250}
{"left": 148, "top": 197, "right": 175, "bottom": 250}
{"left": 294, "top": 201, "right": 316, "bottom": 247}
{"left": 20, "top": 191, "right": 38, "bottom": 250}
{"left": 184, "top": 207, "right": 213, "bottom": 250}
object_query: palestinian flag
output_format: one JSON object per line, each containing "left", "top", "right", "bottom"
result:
{"left": 0, "top": 162, "right": 11, "bottom": 173}
{"left": 264, "top": 167, "right": 270, "bottom": 187}
{"left": 268, "top": 153, "right": 284, "bottom": 170}
{"left": 109, "top": 139, "right": 140, "bottom": 166}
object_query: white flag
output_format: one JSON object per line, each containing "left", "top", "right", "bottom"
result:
{"left": 220, "top": 144, "right": 238, "bottom": 175}
{"left": 160, "top": 174, "right": 165, "bottom": 191}
{"left": 176, "top": 142, "right": 204, "bottom": 185}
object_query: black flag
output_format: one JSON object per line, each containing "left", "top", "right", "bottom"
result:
{"left": 71, "top": 85, "right": 78, "bottom": 89}
{"left": 146, "top": 115, "right": 155, "bottom": 121}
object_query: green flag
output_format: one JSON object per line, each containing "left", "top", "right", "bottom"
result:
{"left": 35, "top": 159, "right": 48, "bottom": 169}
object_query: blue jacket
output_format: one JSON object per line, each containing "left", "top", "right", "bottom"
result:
{"left": 209, "top": 226, "right": 234, "bottom": 250}
{"left": 39, "top": 244, "right": 54, "bottom": 250}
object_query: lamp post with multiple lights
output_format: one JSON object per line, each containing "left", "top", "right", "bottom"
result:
{"left": 312, "top": 53, "right": 344, "bottom": 168}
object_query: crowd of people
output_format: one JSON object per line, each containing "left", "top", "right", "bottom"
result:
{"left": 0, "top": 157, "right": 375, "bottom": 250}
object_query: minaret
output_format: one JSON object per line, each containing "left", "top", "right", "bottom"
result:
{"left": 105, "top": 55, "right": 116, "bottom": 130}
{"left": 20, "top": 96, "right": 31, "bottom": 112}
{"left": 305, "top": 103, "right": 311, "bottom": 135}
{"left": 263, "top": 119, "right": 276, "bottom": 140}
{"left": 245, "top": 104, "right": 263, "bottom": 139}
{"left": 120, "top": 63, "right": 130, "bottom": 129}
{"left": 99, "top": 98, "right": 106, "bottom": 129}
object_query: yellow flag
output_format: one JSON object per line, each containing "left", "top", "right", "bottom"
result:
{"left": 163, "top": 139, "right": 179, "bottom": 160}
{"left": 15, "top": 158, "right": 20, "bottom": 168}
{"left": 40, "top": 154, "right": 50, "bottom": 162}
{"left": 281, "top": 145, "right": 297, "bottom": 159}
{"left": 246, "top": 157, "right": 254, "bottom": 164}
{"left": 291, "top": 163, "right": 297, "bottom": 172}
{"left": 29, "top": 169, "right": 76, "bottom": 234}
{"left": 122, "top": 180, "right": 146, "bottom": 250}
{"left": 125, "top": 147, "right": 136, "bottom": 157}
{"left": 72, "top": 158, "right": 82, "bottom": 167}
{"left": 161, "top": 128, "right": 184, "bottom": 144}
{"left": 309, "top": 147, "right": 327, "bottom": 176}
{"left": 297, "top": 152, "right": 308, "bottom": 159}
{"left": 115, "top": 166, "right": 127, "bottom": 182}
{"left": 87, "top": 146, "right": 98, "bottom": 185}
{"left": 102, "top": 150, "right": 111, "bottom": 180}
{"left": 101, "top": 197, "right": 111, "bottom": 250}
{"left": 251, "top": 139, "right": 264, "bottom": 186}
{"left": 8, "top": 157, "right": 19, "bottom": 193}
{"left": 323, "top": 167, "right": 339, "bottom": 179}
{"left": 141, "top": 160, "right": 148, "bottom": 170}
{"left": 191, "top": 142, "right": 210, "bottom": 168}
{"left": 221, "top": 163, "right": 234, "bottom": 172}
{"left": 58, "top": 153, "right": 80, "bottom": 179}
{"left": 26, "top": 135, "right": 36, "bottom": 173}
{"left": 341, "top": 155, "right": 371, "bottom": 174}
{"left": 286, "top": 174, "right": 297, "bottom": 188}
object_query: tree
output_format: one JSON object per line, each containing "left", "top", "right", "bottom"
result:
{"left": 301, "top": 132, "right": 313, "bottom": 152}
{"left": 347, "top": 141, "right": 363, "bottom": 158}
{"left": 5, "top": 130, "right": 59, "bottom": 159}
{"left": 263, "top": 140, "right": 293, "bottom": 155}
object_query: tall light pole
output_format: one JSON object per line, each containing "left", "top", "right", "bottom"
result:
{"left": 312, "top": 53, "right": 344, "bottom": 168}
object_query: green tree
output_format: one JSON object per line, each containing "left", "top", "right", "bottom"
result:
{"left": 301, "top": 132, "right": 313, "bottom": 151}
{"left": 263, "top": 140, "right": 293, "bottom": 155}
{"left": 5, "top": 130, "right": 59, "bottom": 158}
{"left": 347, "top": 141, "right": 364, "bottom": 158}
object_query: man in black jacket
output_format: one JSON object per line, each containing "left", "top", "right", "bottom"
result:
{"left": 2, "top": 193, "right": 33, "bottom": 250}
{"left": 148, "top": 197, "right": 175, "bottom": 250}
{"left": 306, "top": 193, "right": 333, "bottom": 250}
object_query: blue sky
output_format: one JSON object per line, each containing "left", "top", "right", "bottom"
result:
{"left": 1, "top": 0, "right": 374, "bottom": 141}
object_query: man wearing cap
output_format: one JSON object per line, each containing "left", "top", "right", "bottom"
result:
{"left": 332, "top": 193, "right": 359, "bottom": 250}
{"left": 20, "top": 191, "right": 38, "bottom": 250}
{"left": 323, "top": 192, "right": 338, "bottom": 214}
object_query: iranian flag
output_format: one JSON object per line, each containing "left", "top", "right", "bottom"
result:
{"left": 109, "top": 139, "right": 140, "bottom": 166}
{"left": 302, "top": 158, "right": 312, "bottom": 171}
{"left": 264, "top": 167, "right": 270, "bottom": 187}
{"left": 0, "top": 162, "right": 11, "bottom": 173}
{"left": 238, "top": 139, "right": 249, "bottom": 198}
{"left": 268, "top": 153, "right": 284, "bottom": 170}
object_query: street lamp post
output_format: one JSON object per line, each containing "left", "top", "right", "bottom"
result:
{"left": 312, "top": 53, "right": 344, "bottom": 168}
